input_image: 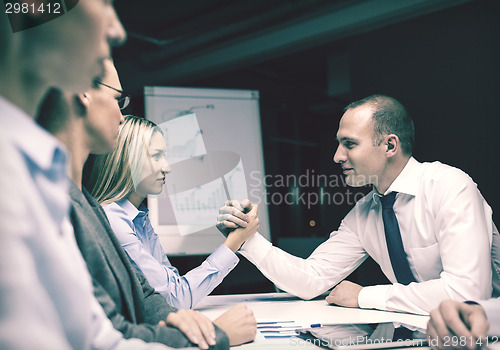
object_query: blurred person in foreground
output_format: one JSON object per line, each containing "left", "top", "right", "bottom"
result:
{"left": 0, "top": 2, "right": 177, "bottom": 350}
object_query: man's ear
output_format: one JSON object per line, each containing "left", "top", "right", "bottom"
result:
{"left": 385, "top": 134, "right": 399, "bottom": 157}
{"left": 74, "top": 93, "right": 90, "bottom": 117}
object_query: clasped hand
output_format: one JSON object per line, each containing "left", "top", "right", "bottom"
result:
{"left": 325, "top": 280, "right": 363, "bottom": 308}
{"left": 216, "top": 199, "right": 259, "bottom": 252}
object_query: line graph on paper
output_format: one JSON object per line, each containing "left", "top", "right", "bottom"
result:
{"left": 157, "top": 113, "right": 206, "bottom": 165}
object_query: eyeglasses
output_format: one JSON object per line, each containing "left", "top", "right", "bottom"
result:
{"left": 97, "top": 82, "right": 131, "bottom": 110}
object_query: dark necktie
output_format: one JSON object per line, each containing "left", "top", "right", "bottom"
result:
{"left": 380, "top": 192, "right": 416, "bottom": 285}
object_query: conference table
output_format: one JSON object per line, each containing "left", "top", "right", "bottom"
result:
{"left": 197, "top": 293, "right": 500, "bottom": 349}
{"left": 196, "top": 293, "right": 434, "bottom": 349}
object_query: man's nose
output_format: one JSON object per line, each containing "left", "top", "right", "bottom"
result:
{"left": 333, "top": 145, "right": 346, "bottom": 164}
{"left": 108, "top": 8, "right": 127, "bottom": 48}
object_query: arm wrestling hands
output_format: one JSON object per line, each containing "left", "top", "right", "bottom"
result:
{"left": 217, "top": 200, "right": 365, "bottom": 308}
{"left": 216, "top": 199, "right": 259, "bottom": 252}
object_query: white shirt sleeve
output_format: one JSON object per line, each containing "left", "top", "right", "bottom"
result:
{"left": 240, "top": 210, "right": 369, "bottom": 300}
{"left": 243, "top": 161, "right": 494, "bottom": 316}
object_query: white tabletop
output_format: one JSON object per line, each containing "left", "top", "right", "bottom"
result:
{"left": 196, "top": 293, "right": 431, "bottom": 349}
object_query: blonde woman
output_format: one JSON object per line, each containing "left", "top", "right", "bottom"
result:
{"left": 86, "top": 115, "right": 259, "bottom": 309}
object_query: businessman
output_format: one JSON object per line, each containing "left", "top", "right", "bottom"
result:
{"left": 218, "top": 95, "right": 500, "bottom": 315}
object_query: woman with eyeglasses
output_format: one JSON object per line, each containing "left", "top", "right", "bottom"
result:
{"left": 85, "top": 115, "right": 259, "bottom": 309}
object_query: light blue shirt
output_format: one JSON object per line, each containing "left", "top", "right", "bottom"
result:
{"left": 0, "top": 96, "right": 173, "bottom": 350}
{"left": 103, "top": 198, "right": 239, "bottom": 309}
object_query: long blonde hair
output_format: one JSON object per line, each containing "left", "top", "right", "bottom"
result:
{"left": 86, "top": 115, "right": 163, "bottom": 204}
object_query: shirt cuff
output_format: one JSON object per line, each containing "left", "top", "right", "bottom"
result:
{"left": 206, "top": 244, "right": 239, "bottom": 274}
{"left": 239, "top": 232, "right": 272, "bottom": 266}
{"left": 358, "top": 284, "right": 390, "bottom": 311}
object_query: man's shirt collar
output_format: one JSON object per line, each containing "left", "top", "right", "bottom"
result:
{"left": 372, "top": 157, "right": 421, "bottom": 202}
{"left": 0, "top": 94, "right": 67, "bottom": 171}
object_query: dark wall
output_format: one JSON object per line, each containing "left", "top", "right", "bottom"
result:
{"left": 147, "top": 0, "right": 500, "bottom": 293}
{"left": 347, "top": 0, "right": 500, "bottom": 223}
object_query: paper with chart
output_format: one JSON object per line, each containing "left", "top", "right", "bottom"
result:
{"left": 145, "top": 87, "right": 270, "bottom": 255}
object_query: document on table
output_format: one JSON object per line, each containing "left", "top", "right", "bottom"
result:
{"left": 257, "top": 320, "right": 305, "bottom": 340}
{"left": 196, "top": 292, "right": 300, "bottom": 307}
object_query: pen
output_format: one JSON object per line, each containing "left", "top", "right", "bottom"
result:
{"left": 257, "top": 321, "right": 294, "bottom": 325}
{"left": 263, "top": 334, "right": 295, "bottom": 339}
{"left": 295, "top": 323, "right": 337, "bottom": 332}
{"left": 257, "top": 325, "right": 302, "bottom": 329}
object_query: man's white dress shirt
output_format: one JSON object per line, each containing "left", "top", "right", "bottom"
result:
{"left": 241, "top": 157, "right": 497, "bottom": 315}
